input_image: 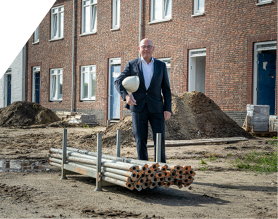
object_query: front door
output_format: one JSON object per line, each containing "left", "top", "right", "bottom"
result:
{"left": 109, "top": 63, "right": 121, "bottom": 120}
{"left": 34, "top": 72, "right": 40, "bottom": 104}
{"left": 188, "top": 49, "right": 206, "bottom": 94}
{"left": 6, "top": 74, "right": 11, "bottom": 106}
{"left": 257, "top": 53, "right": 276, "bottom": 115}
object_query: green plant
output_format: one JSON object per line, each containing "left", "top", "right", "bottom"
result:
{"left": 227, "top": 153, "right": 233, "bottom": 156}
{"left": 83, "top": 124, "right": 89, "bottom": 128}
{"left": 234, "top": 149, "right": 277, "bottom": 173}
{"left": 268, "top": 136, "right": 278, "bottom": 147}
{"left": 199, "top": 158, "right": 208, "bottom": 171}
{"left": 209, "top": 156, "right": 217, "bottom": 161}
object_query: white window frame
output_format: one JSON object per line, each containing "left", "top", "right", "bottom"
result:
{"left": 50, "top": 68, "right": 63, "bottom": 101}
{"left": 80, "top": 65, "right": 96, "bottom": 101}
{"left": 112, "top": 0, "right": 120, "bottom": 30}
{"left": 150, "top": 0, "right": 172, "bottom": 23}
{"left": 158, "top": 58, "right": 171, "bottom": 80}
{"left": 33, "top": 26, "right": 39, "bottom": 44}
{"left": 193, "top": 0, "right": 205, "bottom": 15}
{"left": 50, "top": 5, "right": 64, "bottom": 40}
{"left": 256, "top": 0, "right": 273, "bottom": 6}
{"left": 81, "top": 0, "right": 97, "bottom": 35}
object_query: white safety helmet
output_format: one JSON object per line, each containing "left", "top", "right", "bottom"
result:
{"left": 122, "top": 76, "right": 140, "bottom": 93}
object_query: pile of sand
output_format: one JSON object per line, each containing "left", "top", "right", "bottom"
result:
{"left": 100, "top": 91, "right": 252, "bottom": 147}
{"left": 0, "top": 101, "right": 61, "bottom": 127}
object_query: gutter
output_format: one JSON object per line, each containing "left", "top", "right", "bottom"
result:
{"left": 71, "top": 0, "right": 76, "bottom": 112}
{"left": 139, "top": 0, "right": 142, "bottom": 58}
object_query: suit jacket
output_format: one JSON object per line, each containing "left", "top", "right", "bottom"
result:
{"left": 114, "top": 58, "right": 172, "bottom": 113}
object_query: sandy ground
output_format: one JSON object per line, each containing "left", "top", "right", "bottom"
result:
{"left": 0, "top": 126, "right": 277, "bottom": 218}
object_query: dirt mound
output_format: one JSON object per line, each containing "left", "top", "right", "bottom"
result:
{"left": 0, "top": 101, "right": 61, "bottom": 127}
{"left": 166, "top": 91, "right": 252, "bottom": 140}
{"left": 100, "top": 91, "right": 252, "bottom": 147}
{"left": 102, "top": 116, "right": 135, "bottom": 147}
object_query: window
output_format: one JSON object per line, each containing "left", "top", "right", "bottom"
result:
{"left": 50, "top": 68, "right": 63, "bottom": 101}
{"left": 81, "top": 65, "right": 96, "bottom": 101}
{"left": 34, "top": 26, "right": 39, "bottom": 43}
{"left": 257, "top": 0, "right": 273, "bottom": 5}
{"left": 151, "top": 0, "right": 172, "bottom": 22}
{"left": 112, "top": 0, "right": 120, "bottom": 29}
{"left": 51, "top": 5, "right": 64, "bottom": 40}
{"left": 194, "top": 0, "right": 205, "bottom": 14}
{"left": 158, "top": 58, "right": 171, "bottom": 80}
{"left": 82, "top": 0, "right": 97, "bottom": 34}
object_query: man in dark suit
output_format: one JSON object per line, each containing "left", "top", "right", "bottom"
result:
{"left": 114, "top": 38, "right": 172, "bottom": 163}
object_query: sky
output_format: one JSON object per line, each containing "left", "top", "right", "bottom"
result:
{"left": 0, "top": 0, "right": 56, "bottom": 79}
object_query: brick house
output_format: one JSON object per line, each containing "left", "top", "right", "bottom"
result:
{"left": 26, "top": 0, "right": 277, "bottom": 126}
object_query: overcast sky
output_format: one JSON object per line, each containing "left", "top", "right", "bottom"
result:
{"left": 0, "top": 0, "right": 56, "bottom": 78}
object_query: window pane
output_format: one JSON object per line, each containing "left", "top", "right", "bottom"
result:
{"left": 84, "top": 6, "right": 90, "bottom": 32}
{"left": 83, "top": 73, "right": 89, "bottom": 99}
{"left": 92, "top": 5, "right": 97, "bottom": 31}
{"left": 164, "top": 0, "right": 172, "bottom": 17}
{"left": 59, "top": 74, "right": 63, "bottom": 99}
{"left": 198, "top": 0, "right": 205, "bottom": 11}
{"left": 115, "top": 0, "right": 119, "bottom": 26}
{"left": 167, "top": 67, "right": 170, "bottom": 79}
{"left": 91, "top": 73, "right": 96, "bottom": 98}
{"left": 60, "top": 11, "right": 64, "bottom": 37}
{"left": 84, "top": 0, "right": 89, "bottom": 6}
{"left": 34, "top": 26, "right": 39, "bottom": 42}
{"left": 53, "top": 14, "right": 58, "bottom": 38}
{"left": 153, "top": 0, "right": 163, "bottom": 20}
{"left": 52, "top": 76, "right": 56, "bottom": 99}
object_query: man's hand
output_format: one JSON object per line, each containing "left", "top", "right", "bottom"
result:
{"left": 126, "top": 94, "right": 137, "bottom": 106}
{"left": 164, "top": 111, "right": 171, "bottom": 121}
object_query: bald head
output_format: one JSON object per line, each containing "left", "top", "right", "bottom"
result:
{"left": 139, "top": 38, "right": 153, "bottom": 47}
{"left": 138, "top": 38, "right": 155, "bottom": 64}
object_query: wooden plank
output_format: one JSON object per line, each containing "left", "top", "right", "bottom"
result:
{"left": 147, "top": 137, "right": 248, "bottom": 147}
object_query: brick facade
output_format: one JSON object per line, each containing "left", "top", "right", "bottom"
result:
{"left": 26, "top": 0, "right": 277, "bottom": 125}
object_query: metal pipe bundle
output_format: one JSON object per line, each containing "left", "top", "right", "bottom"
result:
{"left": 49, "top": 147, "right": 195, "bottom": 191}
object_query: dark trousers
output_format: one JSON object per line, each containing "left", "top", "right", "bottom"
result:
{"left": 131, "top": 104, "right": 166, "bottom": 163}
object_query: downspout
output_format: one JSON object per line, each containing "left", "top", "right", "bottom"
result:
{"left": 22, "top": 44, "right": 26, "bottom": 101}
{"left": 71, "top": 0, "right": 76, "bottom": 112}
{"left": 139, "top": 0, "right": 142, "bottom": 58}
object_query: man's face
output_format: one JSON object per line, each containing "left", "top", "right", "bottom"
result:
{"left": 138, "top": 39, "right": 154, "bottom": 61}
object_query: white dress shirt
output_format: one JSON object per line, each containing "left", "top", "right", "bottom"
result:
{"left": 141, "top": 57, "right": 154, "bottom": 90}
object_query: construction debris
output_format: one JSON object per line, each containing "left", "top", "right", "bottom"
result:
{"left": 49, "top": 147, "right": 195, "bottom": 191}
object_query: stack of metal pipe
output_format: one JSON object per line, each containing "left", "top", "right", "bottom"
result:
{"left": 49, "top": 147, "right": 195, "bottom": 191}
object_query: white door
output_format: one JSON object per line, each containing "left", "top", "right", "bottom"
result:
{"left": 108, "top": 58, "right": 121, "bottom": 122}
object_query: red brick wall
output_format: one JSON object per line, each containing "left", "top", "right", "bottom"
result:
{"left": 27, "top": 0, "right": 74, "bottom": 111}
{"left": 26, "top": 0, "right": 277, "bottom": 125}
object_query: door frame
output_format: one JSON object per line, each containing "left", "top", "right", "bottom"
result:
{"left": 188, "top": 48, "right": 206, "bottom": 92}
{"left": 108, "top": 57, "right": 121, "bottom": 123}
{"left": 253, "top": 41, "right": 276, "bottom": 105}
{"left": 32, "top": 66, "right": 40, "bottom": 103}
